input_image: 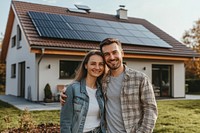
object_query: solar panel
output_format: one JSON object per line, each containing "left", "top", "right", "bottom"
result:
{"left": 52, "top": 21, "right": 72, "bottom": 29}
{"left": 59, "top": 29, "right": 81, "bottom": 39}
{"left": 79, "top": 17, "right": 96, "bottom": 25}
{"left": 115, "top": 29, "right": 132, "bottom": 36}
{"left": 37, "top": 27, "right": 61, "bottom": 38}
{"left": 101, "top": 27, "right": 120, "bottom": 35}
{"left": 28, "top": 11, "right": 172, "bottom": 48}
{"left": 129, "top": 30, "right": 147, "bottom": 38}
{"left": 77, "top": 31, "right": 99, "bottom": 41}
{"left": 28, "top": 11, "right": 49, "bottom": 20}
{"left": 107, "top": 21, "right": 123, "bottom": 29}
{"left": 134, "top": 25, "right": 149, "bottom": 31}
{"left": 142, "top": 31, "right": 160, "bottom": 39}
{"left": 47, "top": 13, "right": 63, "bottom": 22}
{"left": 32, "top": 20, "right": 54, "bottom": 28}
{"left": 139, "top": 38, "right": 158, "bottom": 46}
{"left": 62, "top": 15, "right": 81, "bottom": 23}
{"left": 95, "top": 33, "right": 109, "bottom": 41}
{"left": 125, "top": 36, "right": 143, "bottom": 44}
{"left": 121, "top": 23, "right": 138, "bottom": 30}
{"left": 85, "top": 25, "right": 104, "bottom": 33}
{"left": 69, "top": 23, "right": 88, "bottom": 31}
{"left": 93, "top": 19, "right": 111, "bottom": 27}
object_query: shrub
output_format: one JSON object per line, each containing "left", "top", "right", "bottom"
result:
{"left": 44, "top": 83, "right": 52, "bottom": 99}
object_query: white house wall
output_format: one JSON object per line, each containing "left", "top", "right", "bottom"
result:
{"left": 6, "top": 16, "right": 36, "bottom": 100}
{"left": 124, "top": 59, "right": 185, "bottom": 98}
{"left": 37, "top": 55, "right": 82, "bottom": 101}
{"left": 173, "top": 63, "right": 185, "bottom": 97}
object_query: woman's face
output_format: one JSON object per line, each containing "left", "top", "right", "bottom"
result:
{"left": 85, "top": 55, "right": 105, "bottom": 78}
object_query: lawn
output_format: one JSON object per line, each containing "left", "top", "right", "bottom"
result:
{"left": 154, "top": 100, "right": 200, "bottom": 133}
{"left": 0, "top": 99, "right": 200, "bottom": 132}
{"left": 0, "top": 100, "right": 60, "bottom": 132}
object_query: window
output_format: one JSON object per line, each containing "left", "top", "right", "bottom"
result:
{"left": 11, "top": 36, "right": 16, "bottom": 47}
{"left": 11, "top": 64, "right": 16, "bottom": 78}
{"left": 17, "top": 25, "right": 22, "bottom": 48}
{"left": 60, "top": 60, "right": 81, "bottom": 79}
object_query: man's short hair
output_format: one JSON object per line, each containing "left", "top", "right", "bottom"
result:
{"left": 99, "top": 38, "right": 122, "bottom": 53}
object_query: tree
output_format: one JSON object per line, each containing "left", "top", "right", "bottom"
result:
{"left": 182, "top": 19, "right": 200, "bottom": 79}
{"left": 0, "top": 34, "right": 6, "bottom": 93}
{"left": 0, "top": 63, "right": 6, "bottom": 93}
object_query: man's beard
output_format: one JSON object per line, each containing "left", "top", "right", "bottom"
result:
{"left": 106, "top": 60, "right": 121, "bottom": 70}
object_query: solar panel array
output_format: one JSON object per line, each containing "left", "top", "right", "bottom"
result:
{"left": 28, "top": 11, "right": 172, "bottom": 48}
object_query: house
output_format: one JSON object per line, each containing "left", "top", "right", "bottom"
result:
{"left": 1, "top": 1, "right": 199, "bottom": 101}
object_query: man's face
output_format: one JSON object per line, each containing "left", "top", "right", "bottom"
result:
{"left": 101, "top": 43, "right": 124, "bottom": 70}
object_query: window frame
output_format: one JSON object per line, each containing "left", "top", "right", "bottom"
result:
{"left": 59, "top": 60, "right": 81, "bottom": 79}
{"left": 17, "top": 25, "right": 22, "bottom": 49}
{"left": 11, "top": 35, "right": 16, "bottom": 47}
{"left": 11, "top": 64, "right": 16, "bottom": 78}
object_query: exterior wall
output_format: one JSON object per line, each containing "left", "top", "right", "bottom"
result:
{"left": 6, "top": 17, "right": 36, "bottom": 100}
{"left": 173, "top": 63, "right": 185, "bottom": 97}
{"left": 37, "top": 55, "right": 83, "bottom": 101}
{"left": 125, "top": 58, "right": 185, "bottom": 98}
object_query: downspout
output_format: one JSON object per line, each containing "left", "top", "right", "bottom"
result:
{"left": 37, "top": 48, "right": 45, "bottom": 101}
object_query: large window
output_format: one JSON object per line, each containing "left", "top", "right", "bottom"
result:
{"left": 11, "top": 64, "right": 16, "bottom": 78}
{"left": 60, "top": 60, "right": 81, "bottom": 79}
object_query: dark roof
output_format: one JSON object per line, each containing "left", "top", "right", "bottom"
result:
{"left": 1, "top": 1, "right": 199, "bottom": 63}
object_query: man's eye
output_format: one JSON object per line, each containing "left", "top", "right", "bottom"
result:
{"left": 113, "top": 51, "right": 117, "bottom": 55}
{"left": 103, "top": 53, "right": 109, "bottom": 56}
{"left": 90, "top": 63, "right": 96, "bottom": 65}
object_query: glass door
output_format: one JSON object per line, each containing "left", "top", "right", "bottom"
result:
{"left": 152, "top": 65, "right": 171, "bottom": 97}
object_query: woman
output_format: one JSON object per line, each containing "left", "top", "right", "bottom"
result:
{"left": 60, "top": 50, "right": 106, "bottom": 133}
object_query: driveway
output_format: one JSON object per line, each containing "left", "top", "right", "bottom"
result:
{"left": 0, "top": 94, "right": 61, "bottom": 111}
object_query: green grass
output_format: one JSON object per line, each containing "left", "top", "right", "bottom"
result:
{"left": 154, "top": 100, "right": 200, "bottom": 133}
{"left": 1, "top": 100, "right": 200, "bottom": 132}
{"left": 0, "top": 100, "right": 60, "bottom": 131}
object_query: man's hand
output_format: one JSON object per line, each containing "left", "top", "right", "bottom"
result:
{"left": 60, "top": 91, "right": 67, "bottom": 106}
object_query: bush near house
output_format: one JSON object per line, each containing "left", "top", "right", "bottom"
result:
{"left": 186, "top": 79, "right": 200, "bottom": 93}
{"left": 44, "top": 83, "right": 53, "bottom": 102}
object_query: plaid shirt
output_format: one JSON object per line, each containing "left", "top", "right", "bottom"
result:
{"left": 102, "top": 65, "right": 158, "bottom": 133}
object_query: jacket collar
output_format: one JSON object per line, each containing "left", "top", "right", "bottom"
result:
{"left": 80, "top": 78, "right": 87, "bottom": 94}
{"left": 80, "top": 78, "right": 101, "bottom": 94}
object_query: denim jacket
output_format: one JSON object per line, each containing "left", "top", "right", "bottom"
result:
{"left": 60, "top": 79, "right": 106, "bottom": 133}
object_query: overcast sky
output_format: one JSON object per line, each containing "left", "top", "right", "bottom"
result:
{"left": 0, "top": 0, "right": 200, "bottom": 42}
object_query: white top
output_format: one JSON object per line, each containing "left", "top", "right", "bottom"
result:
{"left": 83, "top": 86, "right": 101, "bottom": 132}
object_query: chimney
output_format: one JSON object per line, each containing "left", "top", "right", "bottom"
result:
{"left": 116, "top": 5, "right": 127, "bottom": 19}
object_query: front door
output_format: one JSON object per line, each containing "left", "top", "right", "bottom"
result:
{"left": 152, "top": 65, "right": 171, "bottom": 97}
{"left": 18, "top": 62, "right": 25, "bottom": 97}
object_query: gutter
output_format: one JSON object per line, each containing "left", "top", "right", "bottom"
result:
{"left": 31, "top": 46, "right": 93, "bottom": 52}
{"left": 37, "top": 48, "right": 45, "bottom": 101}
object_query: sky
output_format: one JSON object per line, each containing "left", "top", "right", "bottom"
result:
{"left": 0, "top": 0, "right": 200, "bottom": 42}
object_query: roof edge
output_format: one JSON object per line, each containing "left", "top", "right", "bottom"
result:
{"left": 0, "top": 3, "right": 14, "bottom": 63}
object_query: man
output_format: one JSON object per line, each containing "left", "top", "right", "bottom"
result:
{"left": 61, "top": 38, "right": 158, "bottom": 133}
